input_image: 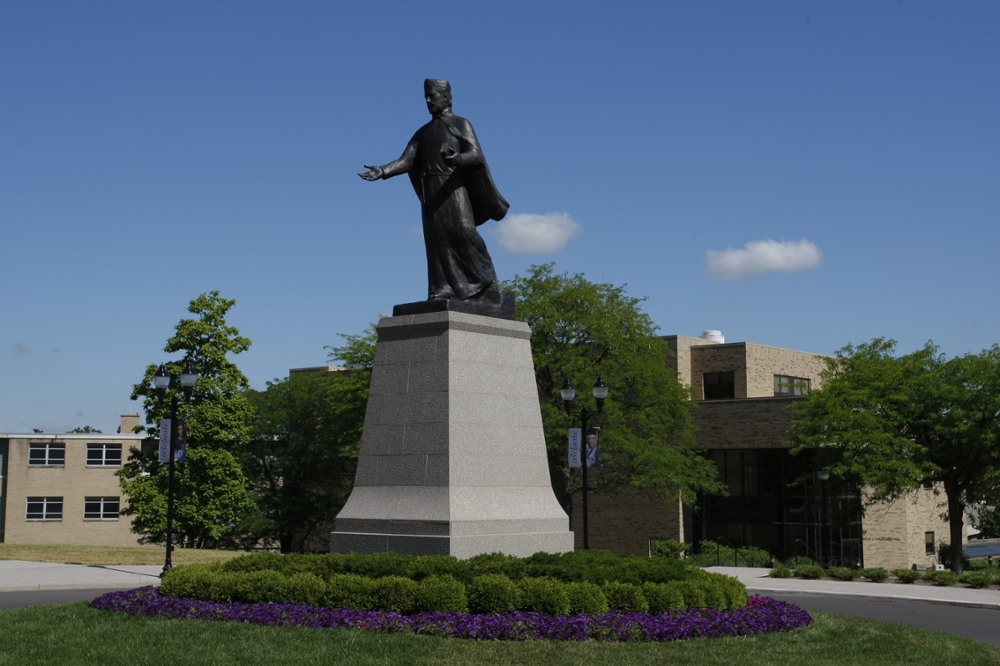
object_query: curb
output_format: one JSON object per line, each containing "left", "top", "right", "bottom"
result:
{"left": 748, "top": 587, "right": 1000, "bottom": 611}
{"left": 1, "top": 581, "right": 162, "bottom": 593}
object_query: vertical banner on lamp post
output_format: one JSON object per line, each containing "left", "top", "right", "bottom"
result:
{"left": 585, "top": 427, "right": 601, "bottom": 467}
{"left": 158, "top": 419, "right": 171, "bottom": 463}
{"left": 174, "top": 419, "right": 188, "bottom": 462}
{"left": 568, "top": 428, "right": 582, "bottom": 468}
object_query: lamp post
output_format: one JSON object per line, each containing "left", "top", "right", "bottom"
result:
{"left": 152, "top": 361, "right": 199, "bottom": 576}
{"left": 561, "top": 375, "right": 609, "bottom": 550}
{"left": 817, "top": 469, "right": 830, "bottom": 567}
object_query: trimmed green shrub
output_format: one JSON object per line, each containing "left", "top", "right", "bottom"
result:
{"left": 860, "top": 567, "right": 889, "bottom": 583}
{"left": 405, "top": 555, "right": 472, "bottom": 584}
{"left": 602, "top": 582, "right": 648, "bottom": 612}
{"left": 685, "top": 541, "right": 772, "bottom": 568}
{"left": 467, "top": 553, "right": 528, "bottom": 580}
{"left": 371, "top": 575, "right": 419, "bottom": 614}
{"left": 670, "top": 581, "right": 706, "bottom": 609}
{"left": 467, "top": 574, "right": 520, "bottom": 614}
{"left": 924, "top": 570, "right": 958, "bottom": 586}
{"left": 794, "top": 565, "right": 825, "bottom": 580}
{"left": 893, "top": 569, "right": 924, "bottom": 584}
{"left": 565, "top": 581, "right": 609, "bottom": 613}
{"left": 642, "top": 582, "right": 685, "bottom": 612}
{"left": 414, "top": 575, "right": 468, "bottom": 613}
{"left": 781, "top": 555, "right": 815, "bottom": 568}
{"left": 342, "top": 552, "right": 413, "bottom": 579}
{"left": 826, "top": 567, "right": 862, "bottom": 581}
{"left": 769, "top": 565, "right": 792, "bottom": 578}
{"left": 325, "top": 573, "right": 377, "bottom": 611}
{"left": 161, "top": 562, "right": 224, "bottom": 599}
{"left": 516, "top": 577, "right": 571, "bottom": 616}
{"left": 649, "top": 539, "right": 689, "bottom": 559}
{"left": 960, "top": 571, "right": 997, "bottom": 589}
{"left": 280, "top": 572, "right": 327, "bottom": 606}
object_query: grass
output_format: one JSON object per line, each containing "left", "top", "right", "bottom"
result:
{"left": 0, "top": 543, "right": 243, "bottom": 566}
{"left": 1, "top": 602, "right": 998, "bottom": 666}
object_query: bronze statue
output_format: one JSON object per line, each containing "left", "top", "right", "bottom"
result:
{"left": 360, "top": 80, "right": 509, "bottom": 302}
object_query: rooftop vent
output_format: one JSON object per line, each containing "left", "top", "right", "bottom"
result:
{"left": 699, "top": 330, "right": 725, "bottom": 343}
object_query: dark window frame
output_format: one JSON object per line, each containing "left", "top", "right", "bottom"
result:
{"left": 86, "top": 443, "right": 122, "bottom": 467}
{"left": 774, "top": 375, "right": 811, "bottom": 397}
{"left": 703, "top": 371, "right": 736, "bottom": 400}
{"left": 28, "top": 442, "right": 65, "bottom": 466}
{"left": 26, "top": 496, "right": 63, "bottom": 521}
{"left": 84, "top": 496, "right": 120, "bottom": 521}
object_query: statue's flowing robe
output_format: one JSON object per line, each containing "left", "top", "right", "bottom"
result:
{"left": 379, "top": 112, "right": 509, "bottom": 300}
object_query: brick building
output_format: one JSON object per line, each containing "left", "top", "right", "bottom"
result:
{"left": 570, "top": 332, "right": 956, "bottom": 570}
{"left": 0, "top": 415, "right": 146, "bottom": 546}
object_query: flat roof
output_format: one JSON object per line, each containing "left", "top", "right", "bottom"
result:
{"left": 0, "top": 432, "right": 146, "bottom": 440}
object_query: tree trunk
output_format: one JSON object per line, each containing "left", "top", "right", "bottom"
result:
{"left": 945, "top": 480, "right": 965, "bottom": 575}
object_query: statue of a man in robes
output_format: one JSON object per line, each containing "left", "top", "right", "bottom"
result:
{"left": 359, "top": 79, "right": 509, "bottom": 301}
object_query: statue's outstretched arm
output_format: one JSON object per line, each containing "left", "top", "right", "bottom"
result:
{"left": 360, "top": 137, "right": 419, "bottom": 181}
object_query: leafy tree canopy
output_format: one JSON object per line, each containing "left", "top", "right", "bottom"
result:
{"left": 244, "top": 357, "right": 370, "bottom": 552}
{"left": 130, "top": 291, "right": 253, "bottom": 452}
{"left": 118, "top": 447, "right": 255, "bottom": 548}
{"left": 788, "top": 338, "right": 1000, "bottom": 573}
{"left": 502, "top": 264, "right": 722, "bottom": 508}
{"left": 67, "top": 426, "right": 102, "bottom": 433}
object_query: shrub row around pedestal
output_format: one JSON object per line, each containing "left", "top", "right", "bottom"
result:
{"left": 160, "top": 550, "right": 748, "bottom": 616}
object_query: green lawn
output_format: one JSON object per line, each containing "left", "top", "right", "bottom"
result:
{"left": 1, "top": 602, "right": 999, "bottom": 666}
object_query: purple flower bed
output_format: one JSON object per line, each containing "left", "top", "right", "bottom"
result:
{"left": 90, "top": 587, "right": 812, "bottom": 642}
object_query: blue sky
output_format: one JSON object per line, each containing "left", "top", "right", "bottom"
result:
{"left": 2, "top": 1, "right": 997, "bottom": 434}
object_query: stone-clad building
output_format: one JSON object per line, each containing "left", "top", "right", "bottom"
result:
{"left": 570, "top": 332, "right": 956, "bottom": 570}
{"left": 0, "top": 415, "right": 145, "bottom": 546}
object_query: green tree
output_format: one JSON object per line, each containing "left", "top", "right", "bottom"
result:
{"left": 503, "top": 264, "right": 722, "bottom": 513}
{"left": 245, "top": 359, "right": 370, "bottom": 552}
{"left": 118, "top": 291, "right": 257, "bottom": 547}
{"left": 118, "top": 447, "right": 255, "bottom": 548}
{"left": 973, "top": 504, "right": 1000, "bottom": 540}
{"left": 67, "top": 426, "right": 102, "bottom": 433}
{"left": 129, "top": 291, "right": 253, "bottom": 451}
{"left": 788, "top": 339, "right": 1000, "bottom": 574}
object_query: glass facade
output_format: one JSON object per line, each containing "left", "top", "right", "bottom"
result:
{"left": 694, "top": 448, "right": 863, "bottom": 565}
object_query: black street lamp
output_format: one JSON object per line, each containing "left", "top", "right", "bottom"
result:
{"left": 561, "top": 375, "right": 609, "bottom": 550}
{"left": 152, "top": 360, "right": 199, "bottom": 576}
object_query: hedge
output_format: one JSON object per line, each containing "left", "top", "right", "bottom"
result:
{"left": 160, "top": 551, "right": 746, "bottom": 617}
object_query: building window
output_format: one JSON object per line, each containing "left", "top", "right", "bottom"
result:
{"left": 922, "top": 479, "right": 934, "bottom": 490}
{"left": 925, "top": 531, "right": 935, "bottom": 556}
{"left": 28, "top": 443, "right": 65, "bottom": 466}
{"left": 84, "top": 497, "right": 120, "bottom": 520}
{"left": 26, "top": 497, "right": 63, "bottom": 520}
{"left": 87, "top": 443, "right": 122, "bottom": 467}
{"left": 774, "top": 375, "right": 811, "bottom": 397}
{"left": 703, "top": 372, "right": 735, "bottom": 400}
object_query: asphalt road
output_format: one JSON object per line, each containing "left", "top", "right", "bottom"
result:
{"left": 759, "top": 591, "right": 1000, "bottom": 647}
{"left": 2, "top": 588, "right": 998, "bottom": 648}
{"left": 0, "top": 588, "right": 120, "bottom": 611}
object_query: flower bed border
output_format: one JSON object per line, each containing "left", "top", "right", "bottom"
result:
{"left": 90, "top": 587, "right": 812, "bottom": 642}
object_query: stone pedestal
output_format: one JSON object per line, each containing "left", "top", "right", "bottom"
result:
{"left": 330, "top": 310, "right": 573, "bottom": 558}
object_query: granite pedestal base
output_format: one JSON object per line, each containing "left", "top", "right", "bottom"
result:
{"left": 330, "top": 310, "right": 573, "bottom": 558}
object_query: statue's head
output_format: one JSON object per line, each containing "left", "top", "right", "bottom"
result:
{"left": 424, "top": 79, "right": 452, "bottom": 116}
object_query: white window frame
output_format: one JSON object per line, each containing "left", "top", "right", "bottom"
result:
{"left": 28, "top": 442, "right": 65, "bottom": 466}
{"left": 26, "top": 496, "right": 63, "bottom": 521}
{"left": 84, "top": 496, "right": 120, "bottom": 521}
{"left": 86, "top": 443, "right": 123, "bottom": 467}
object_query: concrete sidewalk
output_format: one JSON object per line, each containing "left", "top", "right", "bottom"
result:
{"left": 706, "top": 566, "right": 1000, "bottom": 611}
{"left": 0, "top": 560, "right": 163, "bottom": 592}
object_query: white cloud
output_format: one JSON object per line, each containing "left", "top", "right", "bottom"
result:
{"left": 13, "top": 342, "right": 32, "bottom": 354}
{"left": 707, "top": 239, "right": 823, "bottom": 280}
{"left": 491, "top": 212, "right": 581, "bottom": 253}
